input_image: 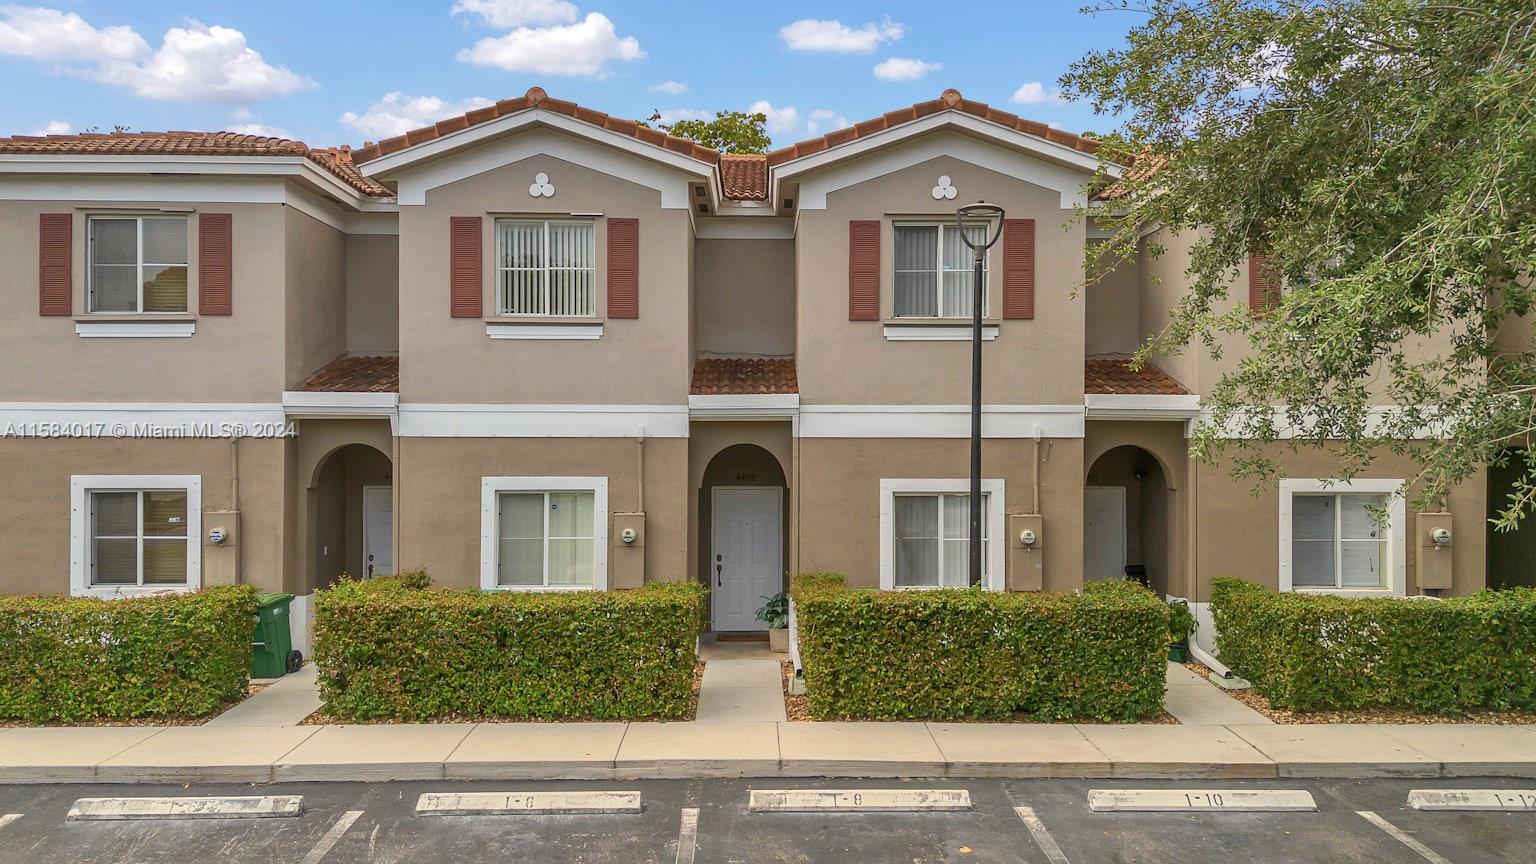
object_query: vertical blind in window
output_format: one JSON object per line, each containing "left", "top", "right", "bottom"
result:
{"left": 893, "top": 492, "right": 988, "bottom": 588}
{"left": 893, "top": 223, "right": 988, "bottom": 318}
{"left": 496, "top": 220, "right": 595, "bottom": 317}
{"left": 497, "top": 491, "right": 596, "bottom": 587}
{"left": 1291, "top": 493, "right": 1388, "bottom": 589}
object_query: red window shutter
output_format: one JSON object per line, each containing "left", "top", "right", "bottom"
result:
{"left": 449, "top": 216, "right": 483, "bottom": 318}
{"left": 607, "top": 217, "right": 639, "bottom": 319}
{"left": 1249, "top": 252, "right": 1280, "bottom": 313}
{"left": 198, "top": 212, "right": 233, "bottom": 315}
{"left": 1002, "top": 218, "right": 1035, "bottom": 320}
{"left": 848, "top": 220, "right": 880, "bottom": 321}
{"left": 38, "top": 213, "right": 71, "bottom": 316}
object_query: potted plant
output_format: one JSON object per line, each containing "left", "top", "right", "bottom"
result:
{"left": 1167, "top": 599, "right": 1195, "bottom": 663}
{"left": 757, "top": 592, "right": 790, "bottom": 653}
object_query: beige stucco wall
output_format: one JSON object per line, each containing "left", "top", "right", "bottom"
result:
{"left": 345, "top": 233, "right": 400, "bottom": 355}
{"left": 0, "top": 201, "right": 290, "bottom": 401}
{"left": 1085, "top": 240, "right": 1141, "bottom": 357}
{"left": 397, "top": 152, "right": 694, "bottom": 405}
{"left": 1187, "top": 444, "right": 1487, "bottom": 603}
{"left": 795, "top": 155, "right": 1087, "bottom": 406}
{"left": 394, "top": 436, "right": 688, "bottom": 589}
{"left": 284, "top": 208, "right": 347, "bottom": 387}
{"left": 1137, "top": 226, "right": 1199, "bottom": 391}
{"left": 0, "top": 437, "right": 288, "bottom": 595}
{"left": 796, "top": 437, "right": 1085, "bottom": 592}
{"left": 694, "top": 238, "right": 794, "bottom": 357}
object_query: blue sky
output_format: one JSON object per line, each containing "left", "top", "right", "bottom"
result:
{"left": 0, "top": 1, "right": 1137, "bottom": 148}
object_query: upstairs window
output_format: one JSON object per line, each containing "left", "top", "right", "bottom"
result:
{"left": 495, "top": 219, "right": 595, "bottom": 317}
{"left": 88, "top": 217, "right": 188, "bottom": 313}
{"left": 893, "top": 222, "right": 988, "bottom": 318}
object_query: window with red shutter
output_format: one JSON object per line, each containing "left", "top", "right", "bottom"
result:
{"left": 38, "top": 213, "right": 72, "bottom": 316}
{"left": 450, "top": 216, "right": 483, "bottom": 318}
{"left": 607, "top": 217, "right": 639, "bottom": 319}
{"left": 1002, "top": 219, "right": 1035, "bottom": 320}
{"left": 198, "top": 213, "right": 232, "bottom": 315}
{"left": 848, "top": 220, "right": 880, "bottom": 321}
{"left": 1249, "top": 252, "right": 1281, "bottom": 313}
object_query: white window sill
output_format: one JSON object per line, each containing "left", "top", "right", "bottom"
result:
{"left": 486, "top": 323, "right": 603, "bottom": 340}
{"left": 72, "top": 585, "right": 193, "bottom": 599}
{"left": 486, "top": 584, "right": 599, "bottom": 592}
{"left": 76, "top": 320, "right": 195, "bottom": 338}
{"left": 883, "top": 324, "right": 998, "bottom": 342}
{"left": 1289, "top": 587, "right": 1402, "bottom": 598}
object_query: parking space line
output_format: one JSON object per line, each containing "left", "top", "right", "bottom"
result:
{"left": 0, "top": 813, "right": 19, "bottom": 831}
{"left": 299, "top": 810, "right": 363, "bottom": 864}
{"left": 1357, "top": 810, "right": 1454, "bottom": 864}
{"left": 1013, "top": 806, "right": 1070, "bottom": 864}
{"left": 674, "top": 807, "right": 699, "bottom": 864}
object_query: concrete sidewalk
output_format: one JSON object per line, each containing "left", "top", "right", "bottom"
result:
{"left": 5, "top": 720, "right": 1536, "bottom": 784}
{"left": 204, "top": 664, "right": 322, "bottom": 728}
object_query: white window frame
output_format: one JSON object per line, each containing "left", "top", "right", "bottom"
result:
{"left": 70, "top": 474, "right": 202, "bottom": 598}
{"left": 493, "top": 218, "right": 596, "bottom": 318}
{"left": 879, "top": 478, "right": 1005, "bottom": 591}
{"left": 86, "top": 215, "right": 189, "bottom": 314}
{"left": 480, "top": 476, "right": 608, "bottom": 591}
{"left": 1278, "top": 478, "right": 1406, "bottom": 597}
{"left": 892, "top": 221, "right": 989, "bottom": 319}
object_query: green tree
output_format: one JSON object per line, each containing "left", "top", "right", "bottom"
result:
{"left": 1061, "top": 0, "right": 1536, "bottom": 528}
{"left": 643, "top": 110, "right": 771, "bottom": 154}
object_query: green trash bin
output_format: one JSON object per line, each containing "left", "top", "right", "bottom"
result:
{"left": 251, "top": 593, "right": 302, "bottom": 678}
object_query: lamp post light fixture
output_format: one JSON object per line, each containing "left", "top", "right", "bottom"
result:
{"left": 955, "top": 202, "right": 1006, "bottom": 588}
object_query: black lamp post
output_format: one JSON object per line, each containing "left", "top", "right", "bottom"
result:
{"left": 955, "top": 203, "right": 1005, "bottom": 588}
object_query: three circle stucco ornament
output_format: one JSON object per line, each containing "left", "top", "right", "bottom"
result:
{"left": 528, "top": 172, "right": 555, "bottom": 198}
{"left": 931, "top": 175, "right": 957, "bottom": 200}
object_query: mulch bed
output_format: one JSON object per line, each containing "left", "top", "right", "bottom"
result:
{"left": 1183, "top": 661, "right": 1536, "bottom": 725}
{"left": 301, "top": 661, "right": 706, "bottom": 725}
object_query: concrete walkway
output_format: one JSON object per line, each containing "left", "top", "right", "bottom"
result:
{"left": 695, "top": 660, "right": 787, "bottom": 722}
{"left": 1163, "top": 661, "right": 1273, "bottom": 725}
{"left": 204, "top": 663, "right": 322, "bottom": 728}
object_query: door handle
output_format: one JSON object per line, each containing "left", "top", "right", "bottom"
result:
{"left": 715, "top": 554, "right": 723, "bottom": 587}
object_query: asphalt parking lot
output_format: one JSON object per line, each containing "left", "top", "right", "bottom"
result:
{"left": 0, "top": 777, "right": 1532, "bottom": 863}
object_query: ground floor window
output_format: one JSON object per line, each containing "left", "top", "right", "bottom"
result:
{"left": 879, "top": 479, "right": 1004, "bottom": 591}
{"left": 480, "top": 476, "right": 608, "bottom": 591}
{"left": 70, "top": 475, "right": 201, "bottom": 596}
{"left": 1279, "top": 479, "right": 1405, "bottom": 596}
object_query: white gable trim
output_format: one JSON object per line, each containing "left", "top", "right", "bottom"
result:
{"left": 384, "top": 127, "right": 701, "bottom": 208}
{"left": 788, "top": 127, "right": 1106, "bottom": 210}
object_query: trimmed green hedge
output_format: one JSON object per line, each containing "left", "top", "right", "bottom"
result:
{"left": 1211, "top": 577, "right": 1536, "bottom": 713}
{"left": 313, "top": 577, "right": 707, "bottom": 721}
{"left": 0, "top": 585, "right": 259, "bottom": 723}
{"left": 791, "top": 573, "right": 1170, "bottom": 721}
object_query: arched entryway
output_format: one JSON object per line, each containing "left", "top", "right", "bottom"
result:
{"left": 1084, "top": 445, "right": 1172, "bottom": 595}
{"left": 699, "top": 443, "right": 788, "bottom": 632}
{"left": 308, "top": 442, "right": 393, "bottom": 592}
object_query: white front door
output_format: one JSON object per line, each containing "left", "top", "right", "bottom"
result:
{"left": 711, "top": 486, "right": 782, "bottom": 631}
{"left": 362, "top": 485, "right": 393, "bottom": 577}
{"left": 1083, "top": 486, "right": 1127, "bottom": 582}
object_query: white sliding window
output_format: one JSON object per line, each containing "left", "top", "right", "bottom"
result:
{"left": 1280, "top": 479, "right": 1405, "bottom": 596}
{"left": 893, "top": 222, "right": 988, "bottom": 318}
{"left": 495, "top": 219, "right": 595, "bottom": 317}
{"left": 88, "top": 216, "right": 188, "bottom": 313}
{"left": 480, "top": 477, "right": 608, "bottom": 591}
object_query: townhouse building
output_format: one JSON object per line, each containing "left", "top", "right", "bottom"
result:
{"left": 0, "top": 87, "right": 1503, "bottom": 656}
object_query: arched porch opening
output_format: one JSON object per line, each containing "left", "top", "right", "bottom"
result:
{"left": 307, "top": 442, "right": 393, "bottom": 593}
{"left": 698, "top": 442, "right": 789, "bottom": 632}
{"left": 1084, "top": 444, "right": 1172, "bottom": 595}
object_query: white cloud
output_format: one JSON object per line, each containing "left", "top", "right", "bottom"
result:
{"left": 455, "top": 12, "right": 642, "bottom": 77}
{"left": 0, "top": 5, "right": 147, "bottom": 62}
{"left": 779, "top": 17, "right": 903, "bottom": 53}
{"left": 649, "top": 79, "right": 687, "bottom": 94}
{"left": 872, "top": 57, "right": 940, "bottom": 81}
{"left": 450, "top": 0, "right": 577, "bottom": 28}
{"left": 93, "top": 21, "right": 313, "bottom": 104}
{"left": 227, "top": 122, "right": 291, "bottom": 138}
{"left": 1011, "top": 81, "right": 1067, "bottom": 105}
{"left": 29, "top": 119, "right": 70, "bottom": 135}
{"left": 340, "top": 92, "right": 494, "bottom": 138}
{"left": 654, "top": 108, "right": 708, "bottom": 125}
{"left": 806, "top": 108, "right": 847, "bottom": 135}
{"left": 748, "top": 99, "right": 799, "bottom": 136}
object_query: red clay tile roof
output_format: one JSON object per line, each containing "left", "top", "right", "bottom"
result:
{"left": 1085, "top": 358, "right": 1190, "bottom": 395}
{"left": 766, "top": 88, "right": 1118, "bottom": 167}
{"left": 719, "top": 154, "right": 768, "bottom": 201}
{"left": 0, "top": 131, "right": 391, "bottom": 197}
{"left": 351, "top": 86, "right": 719, "bottom": 165}
{"left": 296, "top": 355, "right": 399, "bottom": 393}
{"left": 691, "top": 358, "right": 797, "bottom": 395}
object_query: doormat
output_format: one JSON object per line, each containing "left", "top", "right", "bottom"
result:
{"left": 714, "top": 632, "right": 769, "bottom": 642}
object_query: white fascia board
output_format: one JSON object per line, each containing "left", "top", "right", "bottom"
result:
{"left": 0, "top": 154, "right": 379, "bottom": 210}
{"left": 799, "top": 404, "right": 1084, "bottom": 438}
{"left": 387, "top": 127, "right": 702, "bottom": 208}
{"left": 361, "top": 110, "right": 713, "bottom": 179}
{"left": 1202, "top": 405, "right": 1444, "bottom": 440}
{"left": 282, "top": 391, "right": 399, "bottom": 413}
{"left": 0, "top": 174, "right": 287, "bottom": 204}
{"left": 1085, "top": 394, "right": 1202, "bottom": 419}
{"left": 398, "top": 403, "right": 689, "bottom": 438}
{"left": 792, "top": 130, "right": 1098, "bottom": 211}
{"left": 688, "top": 394, "right": 800, "bottom": 417}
